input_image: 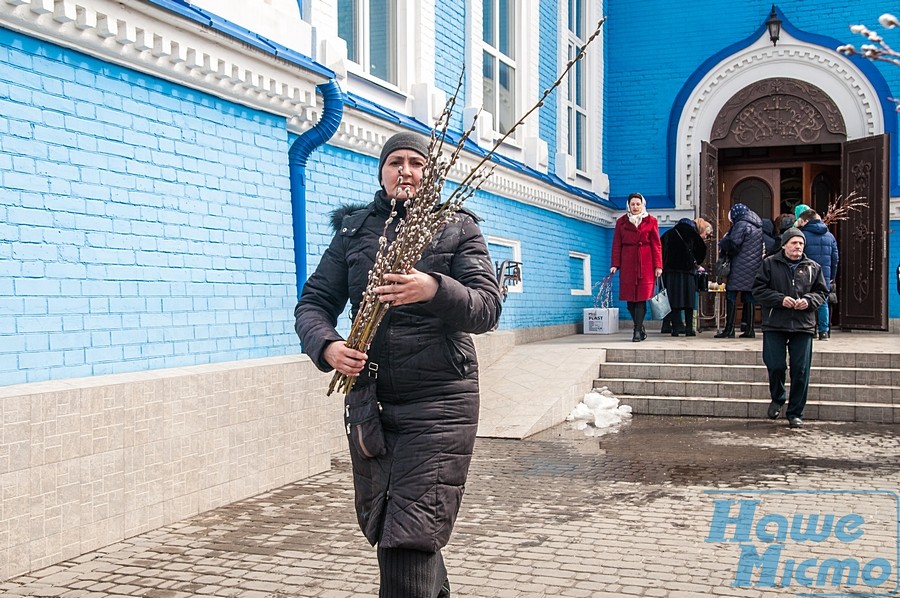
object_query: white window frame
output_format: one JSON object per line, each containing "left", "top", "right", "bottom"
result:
{"left": 481, "top": 0, "right": 517, "bottom": 137}
{"left": 566, "top": 0, "right": 588, "bottom": 172}
{"left": 557, "top": 0, "right": 604, "bottom": 188}
{"left": 487, "top": 236, "right": 523, "bottom": 294}
{"left": 569, "top": 250, "right": 592, "bottom": 295}
{"left": 337, "top": 0, "right": 401, "bottom": 87}
{"left": 467, "top": 0, "right": 538, "bottom": 151}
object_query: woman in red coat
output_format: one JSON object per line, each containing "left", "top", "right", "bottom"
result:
{"left": 610, "top": 193, "right": 663, "bottom": 342}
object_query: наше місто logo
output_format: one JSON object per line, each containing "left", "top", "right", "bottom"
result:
{"left": 705, "top": 490, "right": 899, "bottom": 596}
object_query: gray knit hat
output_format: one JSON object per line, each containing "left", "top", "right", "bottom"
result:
{"left": 378, "top": 131, "right": 429, "bottom": 187}
{"left": 781, "top": 227, "right": 805, "bottom": 245}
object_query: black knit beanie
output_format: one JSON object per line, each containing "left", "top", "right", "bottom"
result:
{"left": 378, "top": 131, "right": 429, "bottom": 187}
{"left": 781, "top": 227, "right": 805, "bottom": 245}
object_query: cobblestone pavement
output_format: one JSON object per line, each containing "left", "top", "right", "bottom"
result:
{"left": 4, "top": 416, "right": 900, "bottom": 597}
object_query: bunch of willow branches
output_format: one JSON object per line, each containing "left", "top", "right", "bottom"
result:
{"left": 822, "top": 191, "right": 867, "bottom": 226}
{"left": 838, "top": 14, "right": 900, "bottom": 66}
{"left": 328, "top": 16, "right": 607, "bottom": 396}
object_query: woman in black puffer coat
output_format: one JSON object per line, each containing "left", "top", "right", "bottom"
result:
{"left": 295, "top": 132, "right": 502, "bottom": 598}
{"left": 661, "top": 217, "right": 711, "bottom": 336}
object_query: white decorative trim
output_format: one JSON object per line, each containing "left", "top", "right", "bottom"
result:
{"left": 0, "top": 0, "right": 618, "bottom": 227}
{"left": 891, "top": 197, "right": 900, "bottom": 220}
{"left": 0, "top": 0, "right": 325, "bottom": 117}
{"left": 305, "top": 105, "right": 617, "bottom": 225}
{"left": 675, "top": 30, "right": 884, "bottom": 211}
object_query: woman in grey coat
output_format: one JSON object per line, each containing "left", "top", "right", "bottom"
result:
{"left": 294, "top": 132, "right": 502, "bottom": 598}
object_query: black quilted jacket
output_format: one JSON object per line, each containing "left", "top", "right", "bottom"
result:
{"left": 719, "top": 210, "right": 763, "bottom": 292}
{"left": 294, "top": 191, "right": 502, "bottom": 551}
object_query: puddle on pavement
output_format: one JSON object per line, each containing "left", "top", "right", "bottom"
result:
{"left": 482, "top": 415, "right": 900, "bottom": 488}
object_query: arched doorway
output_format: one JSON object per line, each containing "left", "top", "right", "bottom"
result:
{"left": 699, "top": 78, "right": 889, "bottom": 331}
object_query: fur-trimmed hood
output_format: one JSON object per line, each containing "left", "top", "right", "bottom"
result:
{"left": 330, "top": 203, "right": 370, "bottom": 231}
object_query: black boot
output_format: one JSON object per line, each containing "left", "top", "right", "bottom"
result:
{"left": 632, "top": 328, "right": 642, "bottom": 342}
{"left": 741, "top": 303, "right": 756, "bottom": 338}
{"left": 661, "top": 314, "right": 672, "bottom": 334}
{"left": 670, "top": 310, "right": 685, "bottom": 337}
{"left": 715, "top": 299, "right": 736, "bottom": 338}
{"left": 437, "top": 579, "right": 451, "bottom": 598}
{"left": 740, "top": 301, "right": 755, "bottom": 338}
{"left": 684, "top": 309, "right": 696, "bottom": 336}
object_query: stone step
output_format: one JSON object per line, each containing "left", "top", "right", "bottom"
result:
{"left": 619, "top": 395, "right": 900, "bottom": 423}
{"left": 598, "top": 363, "right": 900, "bottom": 386}
{"left": 595, "top": 378, "right": 899, "bottom": 404}
{"left": 604, "top": 347, "right": 900, "bottom": 369}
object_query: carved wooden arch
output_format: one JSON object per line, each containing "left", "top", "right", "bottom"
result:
{"left": 710, "top": 78, "right": 847, "bottom": 147}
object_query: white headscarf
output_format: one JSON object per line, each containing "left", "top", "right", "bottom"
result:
{"left": 627, "top": 193, "right": 649, "bottom": 227}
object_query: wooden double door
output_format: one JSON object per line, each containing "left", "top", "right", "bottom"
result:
{"left": 700, "top": 136, "right": 889, "bottom": 331}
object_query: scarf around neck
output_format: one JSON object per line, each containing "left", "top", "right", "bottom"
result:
{"left": 627, "top": 209, "right": 649, "bottom": 227}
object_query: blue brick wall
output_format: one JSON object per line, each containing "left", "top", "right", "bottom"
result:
{"left": 302, "top": 145, "right": 614, "bottom": 333}
{"left": 0, "top": 28, "right": 299, "bottom": 386}
{"left": 604, "top": 1, "right": 900, "bottom": 205}
{"left": 538, "top": 0, "right": 560, "bottom": 176}
{"left": 471, "top": 190, "right": 610, "bottom": 330}
{"left": 433, "top": 0, "right": 467, "bottom": 131}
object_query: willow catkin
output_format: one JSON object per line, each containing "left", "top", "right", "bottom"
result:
{"left": 327, "top": 18, "right": 607, "bottom": 396}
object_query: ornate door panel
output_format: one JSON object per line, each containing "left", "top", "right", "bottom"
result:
{"left": 839, "top": 135, "right": 889, "bottom": 331}
{"left": 699, "top": 141, "right": 718, "bottom": 267}
{"left": 698, "top": 142, "right": 718, "bottom": 330}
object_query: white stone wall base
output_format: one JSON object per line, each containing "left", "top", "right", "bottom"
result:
{"left": 0, "top": 355, "right": 342, "bottom": 582}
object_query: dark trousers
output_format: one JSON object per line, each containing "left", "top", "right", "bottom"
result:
{"left": 377, "top": 545, "right": 448, "bottom": 598}
{"left": 762, "top": 331, "right": 814, "bottom": 419}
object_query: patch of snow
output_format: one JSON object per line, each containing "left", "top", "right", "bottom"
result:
{"left": 566, "top": 387, "right": 632, "bottom": 437}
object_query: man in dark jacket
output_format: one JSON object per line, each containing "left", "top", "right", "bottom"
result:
{"left": 797, "top": 209, "right": 839, "bottom": 340}
{"left": 295, "top": 131, "right": 502, "bottom": 597}
{"left": 752, "top": 228, "right": 828, "bottom": 428}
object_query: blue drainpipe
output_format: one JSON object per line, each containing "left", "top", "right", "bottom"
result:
{"left": 289, "top": 79, "right": 344, "bottom": 298}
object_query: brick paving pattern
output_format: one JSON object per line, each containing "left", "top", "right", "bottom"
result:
{"left": 3, "top": 416, "right": 899, "bottom": 597}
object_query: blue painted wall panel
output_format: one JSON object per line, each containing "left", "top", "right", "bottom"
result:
{"left": 0, "top": 27, "right": 300, "bottom": 385}
{"left": 433, "top": 0, "right": 467, "bottom": 131}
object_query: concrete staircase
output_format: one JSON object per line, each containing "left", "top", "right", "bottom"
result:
{"left": 595, "top": 347, "right": 900, "bottom": 423}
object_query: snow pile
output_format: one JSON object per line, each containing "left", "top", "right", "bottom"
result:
{"left": 566, "top": 387, "right": 632, "bottom": 437}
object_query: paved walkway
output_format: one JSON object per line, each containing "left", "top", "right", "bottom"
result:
{"left": 3, "top": 329, "right": 899, "bottom": 597}
{"left": 3, "top": 414, "right": 899, "bottom": 597}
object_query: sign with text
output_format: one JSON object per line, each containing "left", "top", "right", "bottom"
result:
{"left": 705, "top": 490, "right": 899, "bottom": 596}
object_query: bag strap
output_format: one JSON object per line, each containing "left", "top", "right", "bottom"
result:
{"left": 673, "top": 227, "right": 698, "bottom": 266}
